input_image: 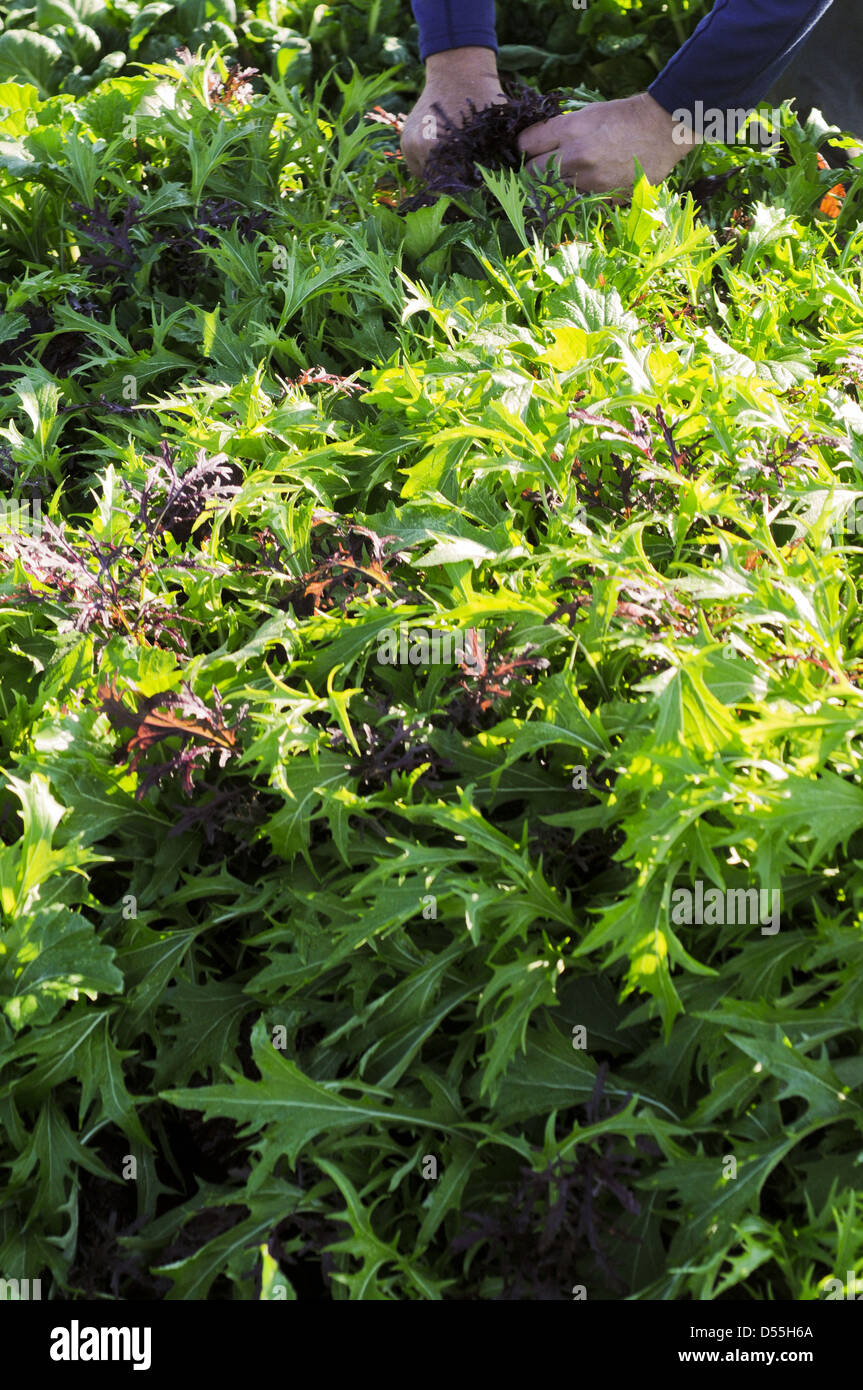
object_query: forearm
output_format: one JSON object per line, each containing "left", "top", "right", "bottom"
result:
{"left": 425, "top": 45, "right": 499, "bottom": 80}
{"left": 649, "top": 0, "right": 835, "bottom": 116}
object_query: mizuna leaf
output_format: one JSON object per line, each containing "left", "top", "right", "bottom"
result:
{"left": 162, "top": 1020, "right": 455, "bottom": 1168}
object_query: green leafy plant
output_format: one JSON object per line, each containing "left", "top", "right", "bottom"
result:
{"left": 0, "top": 3, "right": 862, "bottom": 1303}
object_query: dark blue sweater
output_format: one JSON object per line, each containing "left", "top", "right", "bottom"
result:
{"left": 411, "top": 0, "right": 834, "bottom": 114}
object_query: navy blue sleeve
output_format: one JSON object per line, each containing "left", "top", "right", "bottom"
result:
{"left": 410, "top": 0, "right": 497, "bottom": 61}
{"left": 648, "top": 0, "right": 835, "bottom": 114}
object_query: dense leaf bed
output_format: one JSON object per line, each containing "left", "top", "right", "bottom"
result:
{"left": 1, "top": 0, "right": 863, "bottom": 1301}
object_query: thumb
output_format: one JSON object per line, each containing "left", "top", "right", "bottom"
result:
{"left": 517, "top": 115, "right": 566, "bottom": 157}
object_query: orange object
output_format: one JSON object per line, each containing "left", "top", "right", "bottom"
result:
{"left": 816, "top": 152, "right": 846, "bottom": 216}
{"left": 820, "top": 185, "right": 845, "bottom": 216}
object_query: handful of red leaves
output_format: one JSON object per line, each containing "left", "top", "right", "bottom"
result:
{"left": 400, "top": 79, "right": 566, "bottom": 212}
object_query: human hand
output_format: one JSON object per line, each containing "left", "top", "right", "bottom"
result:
{"left": 401, "top": 47, "right": 507, "bottom": 178}
{"left": 517, "top": 91, "right": 694, "bottom": 195}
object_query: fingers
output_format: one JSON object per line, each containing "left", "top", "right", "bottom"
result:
{"left": 400, "top": 110, "right": 439, "bottom": 176}
{"left": 525, "top": 142, "right": 631, "bottom": 195}
{"left": 526, "top": 150, "right": 564, "bottom": 179}
{"left": 400, "top": 139, "right": 424, "bottom": 177}
{"left": 517, "top": 115, "right": 568, "bottom": 157}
